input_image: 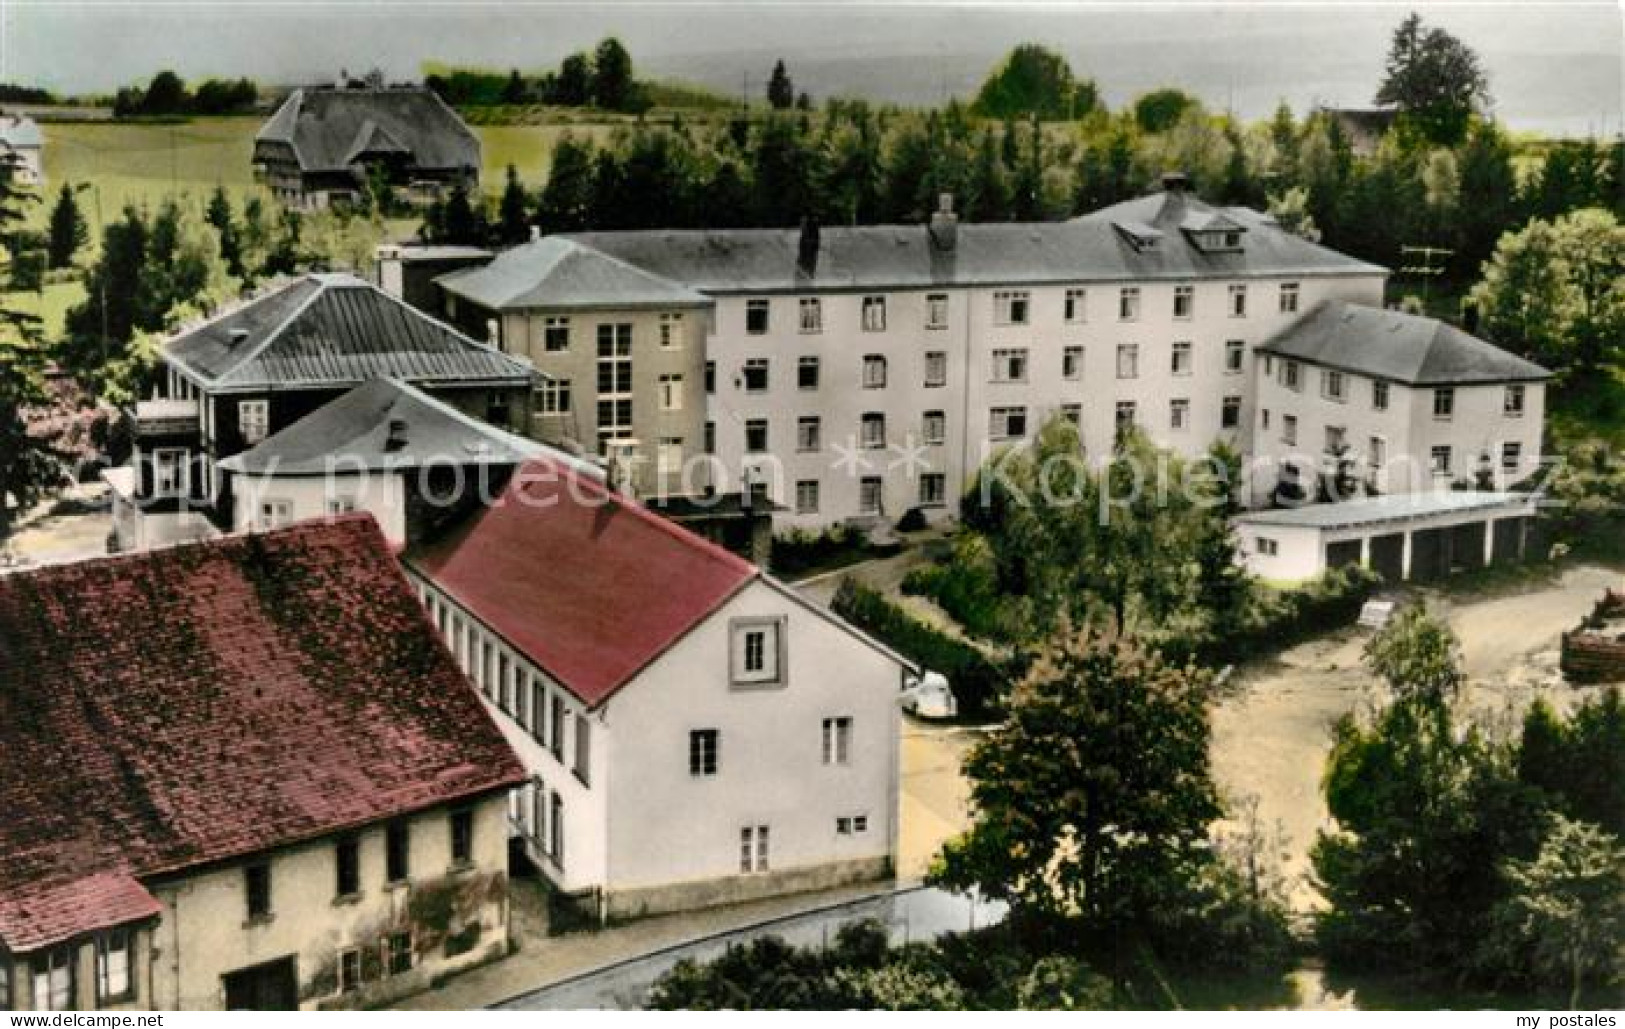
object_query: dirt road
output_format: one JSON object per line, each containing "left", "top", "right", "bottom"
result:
{"left": 1210, "top": 563, "right": 1621, "bottom": 911}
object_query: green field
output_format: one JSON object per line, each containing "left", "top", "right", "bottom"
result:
{"left": 29, "top": 116, "right": 618, "bottom": 237}
{"left": 2, "top": 280, "right": 85, "bottom": 341}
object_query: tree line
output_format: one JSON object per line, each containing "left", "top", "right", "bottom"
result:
{"left": 111, "top": 70, "right": 259, "bottom": 118}
{"left": 425, "top": 38, "right": 646, "bottom": 114}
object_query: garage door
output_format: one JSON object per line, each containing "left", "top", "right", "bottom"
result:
{"left": 1450, "top": 521, "right": 1487, "bottom": 572}
{"left": 1410, "top": 527, "right": 1452, "bottom": 581}
{"left": 1325, "top": 539, "right": 1363, "bottom": 570}
{"left": 1492, "top": 518, "right": 1527, "bottom": 563}
{"left": 1369, "top": 533, "right": 1404, "bottom": 582}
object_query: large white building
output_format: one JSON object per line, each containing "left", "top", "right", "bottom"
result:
{"left": 403, "top": 453, "right": 910, "bottom": 921}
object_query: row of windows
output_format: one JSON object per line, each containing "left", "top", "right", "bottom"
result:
{"left": 686, "top": 717, "right": 853, "bottom": 777}
{"left": 536, "top": 314, "right": 686, "bottom": 354}
{"left": 1270, "top": 356, "right": 1529, "bottom": 421}
{"left": 421, "top": 586, "right": 591, "bottom": 786}
{"left": 1, "top": 931, "right": 134, "bottom": 1011}
{"left": 793, "top": 475, "right": 948, "bottom": 515}
{"left": 511, "top": 778, "right": 566, "bottom": 872}
{"left": 741, "top": 282, "right": 1300, "bottom": 334}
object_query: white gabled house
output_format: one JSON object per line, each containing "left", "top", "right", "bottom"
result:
{"left": 402, "top": 454, "right": 911, "bottom": 921}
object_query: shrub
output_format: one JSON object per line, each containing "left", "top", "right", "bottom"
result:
{"left": 900, "top": 534, "right": 1017, "bottom": 641}
{"left": 832, "top": 577, "right": 1010, "bottom": 718}
{"left": 1215, "top": 564, "right": 1380, "bottom": 665}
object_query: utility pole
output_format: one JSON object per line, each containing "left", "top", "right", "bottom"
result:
{"left": 1399, "top": 244, "right": 1453, "bottom": 308}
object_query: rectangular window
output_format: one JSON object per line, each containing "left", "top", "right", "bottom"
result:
{"left": 704, "top": 420, "right": 716, "bottom": 455}
{"left": 924, "top": 352, "right": 947, "bottom": 388}
{"left": 659, "top": 312, "right": 684, "bottom": 349}
{"left": 798, "top": 356, "right": 820, "bottom": 390}
{"left": 862, "top": 355, "right": 888, "bottom": 389}
{"left": 574, "top": 715, "right": 591, "bottom": 785}
{"left": 658, "top": 374, "right": 684, "bottom": 412}
{"left": 1370, "top": 436, "right": 1387, "bottom": 467}
{"left": 1283, "top": 414, "right": 1298, "bottom": 445}
{"left": 1221, "top": 395, "right": 1241, "bottom": 429}
{"left": 657, "top": 437, "right": 684, "bottom": 477}
{"left": 690, "top": 729, "right": 719, "bottom": 777}
{"left": 339, "top": 949, "right": 363, "bottom": 994}
{"left": 740, "top": 825, "right": 770, "bottom": 873}
{"left": 96, "top": 931, "right": 132, "bottom": 1004}
{"left": 1115, "top": 401, "right": 1136, "bottom": 432}
{"left": 1504, "top": 384, "right": 1526, "bottom": 416}
{"left": 1062, "top": 403, "right": 1082, "bottom": 426}
{"left": 860, "top": 413, "right": 886, "bottom": 449}
{"left": 799, "top": 297, "right": 822, "bottom": 334}
{"left": 795, "top": 479, "right": 820, "bottom": 514}
{"left": 1170, "top": 398, "right": 1190, "bottom": 430}
{"left": 335, "top": 836, "right": 360, "bottom": 897}
{"left": 1257, "top": 537, "right": 1280, "bottom": 557}
{"left": 1116, "top": 344, "right": 1139, "bottom": 379}
{"left": 922, "top": 410, "right": 946, "bottom": 444}
{"left": 705, "top": 361, "right": 716, "bottom": 394}
{"left": 989, "top": 406, "right": 1028, "bottom": 441}
{"left": 1229, "top": 284, "right": 1247, "bottom": 317}
{"left": 1502, "top": 441, "right": 1523, "bottom": 473}
{"left": 384, "top": 932, "right": 412, "bottom": 977}
{"left": 745, "top": 419, "right": 769, "bottom": 453}
{"left": 1062, "top": 345, "right": 1084, "bottom": 379}
{"left": 1433, "top": 388, "right": 1455, "bottom": 420}
{"left": 860, "top": 477, "right": 883, "bottom": 516}
{"left": 31, "top": 948, "right": 72, "bottom": 1013}
{"left": 386, "top": 821, "right": 410, "bottom": 883}
{"left": 994, "top": 290, "right": 1030, "bottom": 325}
{"left": 1279, "top": 282, "right": 1300, "bottom": 313}
{"left": 1119, "top": 286, "right": 1141, "bottom": 321}
{"left": 861, "top": 295, "right": 887, "bottom": 331}
{"left": 239, "top": 400, "right": 269, "bottom": 445}
{"left": 550, "top": 791, "right": 564, "bottom": 865}
{"left": 450, "top": 809, "right": 474, "bottom": 865}
{"left": 1282, "top": 360, "right": 1302, "bottom": 391}
{"left": 1326, "top": 425, "right": 1346, "bottom": 451}
{"left": 550, "top": 695, "right": 565, "bottom": 759}
{"left": 732, "top": 619, "right": 784, "bottom": 686}
{"left": 544, "top": 316, "right": 570, "bottom": 352}
{"left": 1171, "top": 341, "right": 1193, "bottom": 376}
{"left": 1064, "top": 287, "right": 1087, "bottom": 323}
{"left": 1173, "top": 284, "right": 1194, "bottom": 319}
{"left": 1323, "top": 369, "right": 1346, "bottom": 401}
{"left": 742, "top": 358, "right": 769, "bottom": 393}
{"left": 797, "top": 416, "right": 821, "bottom": 452}
{"left": 746, "top": 299, "right": 770, "bottom": 334}
{"left": 530, "top": 680, "right": 547, "bottom": 746}
{"left": 1225, "top": 340, "right": 1244, "bottom": 373}
{"left": 991, "top": 348, "right": 1028, "bottom": 382}
{"left": 925, "top": 293, "right": 949, "bottom": 330}
{"left": 920, "top": 473, "right": 946, "bottom": 507}
{"left": 1372, "top": 380, "right": 1389, "bottom": 411}
{"left": 245, "top": 862, "right": 272, "bottom": 920}
{"left": 822, "top": 716, "right": 853, "bottom": 765}
{"left": 595, "top": 323, "right": 633, "bottom": 393}
{"left": 1431, "top": 445, "right": 1453, "bottom": 476}
{"left": 257, "top": 499, "right": 293, "bottom": 531}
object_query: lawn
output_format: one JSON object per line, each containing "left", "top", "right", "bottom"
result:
{"left": 3, "top": 279, "right": 86, "bottom": 342}
{"left": 29, "top": 117, "right": 621, "bottom": 241}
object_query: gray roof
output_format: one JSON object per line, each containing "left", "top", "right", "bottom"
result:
{"left": 256, "top": 87, "right": 478, "bottom": 174}
{"left": 1258, "top": 301, "right": 1551, "bottom": 386}
{"left": 219, "top": 378, "right": 547, "bottom": 476}
{"left": 0, "top": 114, "right": 42, "bottom": 149}
{"left": 1234, "top": 490, "right": 1537, "bottom": 530}
{"left": 163, "top": 273, "right": 535, "bottom": 392}
{"left": 548, "top": 189, "right": 1383, "bottom": 299}
{"left": 438, "top": 237, "right": 711, "bottom": 312}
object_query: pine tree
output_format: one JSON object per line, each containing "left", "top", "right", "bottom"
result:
{"left": 45, "top": 182, "right": 89, "bottom": 270}
{"left": 498, "top": 164, "right": 530, "bottom": 243}
{"left": 766, "top": 59, "right": 795, "bottom": 111}
{"left": 204, "top": 185, "right": 244, "bottom": 280}
{"left": 0, "top": 154, "right": 58, "bottom": 535}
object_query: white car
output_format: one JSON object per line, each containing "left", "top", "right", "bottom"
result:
{"left": 900, "top": 671, "right": 958, "bottom": 720}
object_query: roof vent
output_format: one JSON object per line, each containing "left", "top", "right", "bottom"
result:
{"left": 1161, "top": 171, "right": 1192, "bottom": 193}
{"left": 228, "top": 327, "right": 251, "bottom": 346}
{"left": 385, "top": 417, "right": 409, "bottom": 451}
{"left": 797, "top": 217, "right": 821, "bottom": 276}
{"left": 929, "top": 192, "right": 958, "bottom": 253}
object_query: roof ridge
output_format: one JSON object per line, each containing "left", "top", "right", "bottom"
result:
{"left": 214, "top": 274, "right": 334, "bottom": 383}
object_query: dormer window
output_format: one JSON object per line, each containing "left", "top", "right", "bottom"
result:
{"left": 1112, "top": 221, "right": 1163, "bottom": 252}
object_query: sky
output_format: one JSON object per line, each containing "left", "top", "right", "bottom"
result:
{"left": 2, "top": 1, "right": 1620, "bottom": 135}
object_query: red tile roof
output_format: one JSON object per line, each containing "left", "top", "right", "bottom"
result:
{"left": 0, "top": 517, "right": 525, "bottom": 953}
{"left": 408, "top": 456, "right": 758, "bottom": 708}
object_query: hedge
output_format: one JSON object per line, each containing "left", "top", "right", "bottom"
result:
{"left": 832, "top": 577, "right": 1009, "bottom": 720}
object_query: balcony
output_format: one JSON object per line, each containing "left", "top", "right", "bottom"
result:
{"left": 135, "top": 399, "right": 199, "bottom": 439}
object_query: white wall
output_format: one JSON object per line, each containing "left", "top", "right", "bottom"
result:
{"left": 230, "top": 472, "right": 407, "bottom": 545}
{"left": 1233, "top": 523, "right": 1325, "bottom": 582}
{"left": 601, "top": 577, "right": 902, "bottom": 893}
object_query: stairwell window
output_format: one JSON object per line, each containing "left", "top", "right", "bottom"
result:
{"left": 239, "top": 400, "right": 269, "bottom": 444}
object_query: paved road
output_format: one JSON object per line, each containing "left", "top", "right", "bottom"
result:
{"left": 494, "top": 886, "right": 1007, "bottom": 1010}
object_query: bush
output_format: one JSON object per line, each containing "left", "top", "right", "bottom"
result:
{"left": 900, "top": 533, "right": 1021, "bottom": 642}
{"left": 832, "top": 577, "right": 1010, "bottom": 719}
{"left": 770, "top": 525, "right": 876, "bottom": 579}
{"left": 1215, "top": 564, "right": 1381, "bottom": 665}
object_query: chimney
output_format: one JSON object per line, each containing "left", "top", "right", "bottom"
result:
{"left": 1160, "top": 171, "right": 1191, "bottom": 193}
{"left": 228, "top": 327, "right": 250, "bottom": 347}
{"left": 929, "top": 192, "right": 958, "bottom": 252}
{"left": 797, "top": 217, "right": 821, "bottom": 276}
{"left": 529, "top": 225, "right": 542, "bottom": 243}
